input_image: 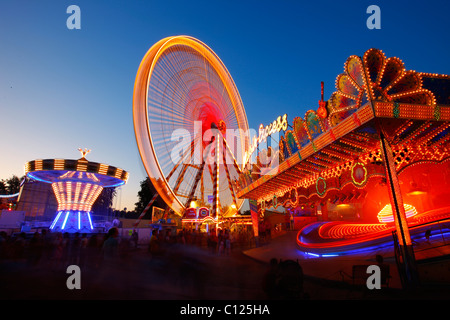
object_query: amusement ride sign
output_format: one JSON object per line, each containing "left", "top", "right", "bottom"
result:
{"left": 244, "top": 114, "right": 288, "bottom": 166}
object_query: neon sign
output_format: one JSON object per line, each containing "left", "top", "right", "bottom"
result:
{"left": 244, "top": 114, "right": 288, "bottom": 165}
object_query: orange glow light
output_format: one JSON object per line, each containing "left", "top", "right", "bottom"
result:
{"left": 377, "top": 204, "right": 417, "bottom": 223}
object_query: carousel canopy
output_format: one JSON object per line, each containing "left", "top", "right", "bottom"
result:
{"left": 25, "top": 157, "right": 129, "bottom": 188}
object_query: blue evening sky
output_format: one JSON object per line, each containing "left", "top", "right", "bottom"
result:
{"left": 1, "top": 0, "right": 449, "bottom": 210}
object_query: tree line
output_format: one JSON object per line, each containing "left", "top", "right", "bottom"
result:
{"left": 0, "top": 175, "right": 23, "bottom": 195}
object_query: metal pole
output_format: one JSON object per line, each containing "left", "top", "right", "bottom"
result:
{"left": 184, "top": 140, "right": 214, "bottom": 208}
{"left": 213, "top": 133, "right": 221, "bottom": 234}
{"left": 377, "top": 122, "right": 419, "bottom": 288}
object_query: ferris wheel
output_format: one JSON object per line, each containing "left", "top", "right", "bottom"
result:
{"left": 133, "top": 36, "right": 249, "bottom": 218}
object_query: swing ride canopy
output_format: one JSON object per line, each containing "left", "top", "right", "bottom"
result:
{"left": 25, "top": 155, "right": 129, "bottom": 213}
{"left": 25, "top": 157, "right": 129, "bottom": 189}
{"left": 24, "top": 151, "right": 129, "bottom": 232}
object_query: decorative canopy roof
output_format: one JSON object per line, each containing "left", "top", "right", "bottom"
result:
{"left": 25, "top": 151, "right": 129, "bottom": 188}
{"left": 237, "top": 48, "right": 450, "bottom": 206}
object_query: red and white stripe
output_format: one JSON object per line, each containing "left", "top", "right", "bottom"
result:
{"left": 134, "top": 192, "right": 159, "bottom": 227}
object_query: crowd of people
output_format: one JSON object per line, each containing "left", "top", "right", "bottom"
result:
{"left": 0, "top": 228, "right": 130, "bottom": 271}
{"left": 147, "top": 226, "right": 257, "bottom": 257}
{"left": 0, "top": 225, "right": 259, "bottom": 268}
{"left": 0, "top": 225, "right": 305, "bottom": 300}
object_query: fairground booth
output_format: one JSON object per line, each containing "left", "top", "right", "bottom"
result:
{"left": 237, "top": 48, "right": 450, "bottom": 286}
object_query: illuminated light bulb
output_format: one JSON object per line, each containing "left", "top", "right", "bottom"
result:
{"left": 111, "top": 167, "right": 123, "bottom": 179}
{"left": 55, "top": 159, "right": 65, "bottom": 170}
{"left": 99, "top": 164, "right": 109, "bottom": 175}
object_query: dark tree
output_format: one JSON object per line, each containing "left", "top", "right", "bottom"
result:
{"left": 0, "top": 180, "right": 7, "bottom": 195}
{"left": 1, "top": 175, "right": 24, "bottom": 194}
{"left": 134, "top": 177, "right": 166, "bottom": 218}
{"left": 92, "top": 187, "right": 117, "bottom": 216}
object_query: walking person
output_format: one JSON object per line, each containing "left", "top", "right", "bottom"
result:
{"left": 51, "top": 232, "right": 65, "bottom": 270}
{"left": 101, "top": 227, "right": 119, "bottom": 263}
{"left": 224, "top": 229, "right": 231, "bottom": 255}
{"left": 217, "top": 229, "right": 224, "bottom": 255}
{"left": 131, "top": 230, "right": 139, "bottom": 249}
{"left": 148, "top": 229, "right": 160, "bottom": 258}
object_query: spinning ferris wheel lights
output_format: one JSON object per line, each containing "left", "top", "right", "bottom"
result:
{"left": 133, "top": 36, "right": 250, "bottom": 217}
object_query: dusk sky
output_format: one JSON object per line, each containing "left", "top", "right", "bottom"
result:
{"left": 1, "top": 0, "right": 449, "bottom": 212}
